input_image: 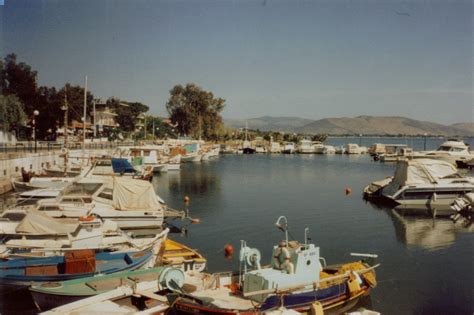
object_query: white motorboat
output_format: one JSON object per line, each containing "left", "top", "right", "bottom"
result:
{"left": 17, "top": 177, "right": 167, "bottom": 230}
{"left": 312, "top": 141, "right": 325, "bottom": 154}
{"left": 181, "top": 152, "right": 202, "bottom": 163}
{"left": 322, "top": 145, "right": 336, "bottom": 154}
{"left": 364, "top": 159, "right": 474, "bottom": 215}
{"left": 411, "top": 139, "right": 474, "bottom": 166}
{"left": 297, "top": 139, "right": 313, "bottom": 154}
{"left": 345, "top": 143, "right": 367, "bottom": 154}
{"left": 0, "top": 209, "right": 169, "bottom": 256}
{"left": 255, "top": 144, "right": 267, "bottom": 154}
{"left": 281, "top": 142, "right": 295, "bottom": 154}
{"left": 269, "top": 142, "right": 281, "bottom": 153}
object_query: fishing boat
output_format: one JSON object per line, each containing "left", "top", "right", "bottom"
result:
{"left": 0, "top": 247, "right": 159, "bottom": 291}
{"left": 160, "top": 239, "right": 207, "bottom": 273}
{"left": 168, "top": 216, "right": 379, "bottom": 314}
{"left": 364, "top": 159, "right": 474, "bottom": 216}
{"left": 30, "top": 266, "right": 184, "bottom": 311}
{"left": 11, "top": 177, "right": 75, "bottom": 193}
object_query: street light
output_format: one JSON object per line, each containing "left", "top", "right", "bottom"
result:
{"left": 33, "top": 110, "right": 39, "bottom": 153}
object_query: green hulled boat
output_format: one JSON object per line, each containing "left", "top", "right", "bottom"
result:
{"left": 29, "top": 266, "right": 184, "bottom": 312}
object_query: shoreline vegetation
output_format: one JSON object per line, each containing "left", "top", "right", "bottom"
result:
{"left": 0, "top": 53, "right": 471, "bottom": 145}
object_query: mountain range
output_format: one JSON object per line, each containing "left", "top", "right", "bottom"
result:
{"left": 224, "top": 116, "right": 473, "bottom": 136}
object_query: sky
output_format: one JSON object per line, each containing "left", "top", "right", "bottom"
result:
{"left": 0, "top": 0, "right": 472, "bottom": 124}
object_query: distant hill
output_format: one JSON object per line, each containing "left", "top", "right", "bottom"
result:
{"left": 224, "top": 116, "right": 473, "bottom": 136}
{"left": 225, "top": 116, "right": 313, "bottom": 131}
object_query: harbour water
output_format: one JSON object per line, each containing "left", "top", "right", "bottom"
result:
{"left": 154, "top": 138, "right": 473, "bottom": 315}
{"left": 0, "top": 137, "right": 472, "bottom": 314}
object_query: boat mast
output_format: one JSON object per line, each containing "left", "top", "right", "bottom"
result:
{"left": 82, "top": 75, "right": 87, "bottom": 155}
{"left": 63, "top": 86, "right": 68, "bottom": 148}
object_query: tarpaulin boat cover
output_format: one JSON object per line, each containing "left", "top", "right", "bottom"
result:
{"left": 16, "top": 210, "right": 79, "bottom": 234}
{"left": 111, "top": 158, "right": 136, "bottom": 174}
{"left": 383, "top": 159, "right": 458, "bottom": 196}
{"left": 112, "top": 177, "right": 162, "bottom": 211}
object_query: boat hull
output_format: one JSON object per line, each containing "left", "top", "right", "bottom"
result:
{"left": 0, "top": 249, "right": 154, "bottom": 290}
{"left": 171, "top": 283, "right": 372, "bottom": 315}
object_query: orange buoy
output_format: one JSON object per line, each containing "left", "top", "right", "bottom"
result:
{"left": 191, "top": 218, "right": 200, "bottom": 224}
{"left": 79, "top": 215, "right": 95, "bottom": 222}
{"left": 224, "top": 244, "right": 234, "bottom": 256}
{"left": 345, "top": 187, "right": 352, "bottom": 195}
{"left": 184, "top": 196, "right": 190, "bottom": 203}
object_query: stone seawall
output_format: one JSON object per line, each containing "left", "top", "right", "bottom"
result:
{"left": 0, "top": 148, "right": 115, "bottom": 195}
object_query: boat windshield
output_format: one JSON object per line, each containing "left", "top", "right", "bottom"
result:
{"left": 437, "top": 146, "right": 465, "bottom": 152}
{"left": 437, "top": 146, "right": 451, "bottom": 151}
{"left": 63, "top": 183, "right": 103, "bottom": 196}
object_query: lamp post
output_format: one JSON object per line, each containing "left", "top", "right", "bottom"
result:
{"left": 423, "top": 133, "right": 427, "bottom": 151}
{"left": 33, "top": 110, "right": 39, "bottom": 153}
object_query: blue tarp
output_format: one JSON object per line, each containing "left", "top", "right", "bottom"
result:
{"left": 111, "top": 158, "right": 136, "bottom": 174}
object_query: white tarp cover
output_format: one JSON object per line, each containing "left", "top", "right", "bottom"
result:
{"left": 112, "top": 177, "right": 162, "bottom": 211}
{"left": 383, "top": 159, "right": 458, "bottom": 196}
{"left": 16, "top": 210, "right": 79, "bottom": 234}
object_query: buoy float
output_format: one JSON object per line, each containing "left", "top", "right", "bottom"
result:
{"left": 345, "top": 187, "right": 352, "bottom": 195}
{"left": 184, "top": 196, "right": 190, "bottom": 203}
{"left": 191, "top": 218, "right": 200, "bottom": 224}
{"left": 224, "top": 244, "right": 234, "bottom": 256}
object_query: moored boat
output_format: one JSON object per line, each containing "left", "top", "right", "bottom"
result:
{"left": 30, "top": 266, "right": 184, "bottom": 311}
{"left": 364, "top": 159, "right": 474, "bottom": 216}
{"left": 160, "top": 239, "right": 207, "bottom": 273}
{"left": 167, "top": 216, "right": 379, "bottom": 314}
{"left": 0, "top": 247, "right": 158, "bottom": 291}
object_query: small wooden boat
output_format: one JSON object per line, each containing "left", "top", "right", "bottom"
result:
{"left": 167, "top": 216, "right": 379, "bottom": 314}
{"left": 160, "top": 239, "right": 207, "bottom": 273}
{"left": 30, "top": 266, "right": 184, "bottom": 311}
{"left": 0, "top": 248, "right": 156, "bottom": 290}
{"left": 12, "top": 177, "right": 75, "bottom": 192}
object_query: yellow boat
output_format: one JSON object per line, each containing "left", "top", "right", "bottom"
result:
{"left": 160, "top": 239, "right": 207, "bottom": 273}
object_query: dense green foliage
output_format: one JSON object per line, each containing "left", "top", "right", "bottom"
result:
{"left": 0, "top": 94, "right": 26, "bottom": 133}
{"left": 114, "top": 100, "right": 149, "bottom": 133}
{"left": 166, "top": 83, "right": 225, "bottom": 140}
{"left": 0, "top": 53, "right": 147, "bottom": 140}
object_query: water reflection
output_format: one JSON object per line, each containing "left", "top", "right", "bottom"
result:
{"left": 389, "top": 209, "right": 473, "bottom": 251}
{"left": 154, "top": 163, "right": 221, "bottom": 196}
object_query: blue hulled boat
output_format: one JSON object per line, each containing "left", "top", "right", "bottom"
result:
{"left": 168, "top": 216, "right": 380, "bottom": 314}
{"left": 0, "top": 248, "right": 153, "bottom": 289}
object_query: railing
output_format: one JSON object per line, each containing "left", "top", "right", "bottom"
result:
{"left": 0, "top": 141, "right": 119, "bottom": 155}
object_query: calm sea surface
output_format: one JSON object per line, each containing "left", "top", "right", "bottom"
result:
{"left": 0, "top": 137, "right": 472, "bottom": 314}
{"left": 154, "top": 137, "right": 473, "bottom": 315}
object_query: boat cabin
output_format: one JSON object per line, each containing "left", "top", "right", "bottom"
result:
{"left": 243, "top": 241, "right": 321, "bottom": 303}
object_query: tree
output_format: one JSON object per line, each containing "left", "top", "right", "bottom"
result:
{"left": 114, "top": 99, "right": 149, "bottom": 133}
{"left": 1, "top": 54, "right": 39, "bottom": 114}
{"left": 166, "top": 83, "right": 225, "bottom": 140}
{"left": 0, "top": 94, "right": 26, "bottom": 135}
{"left": 58, "top": 83, "right": 94, "bottom": 123}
